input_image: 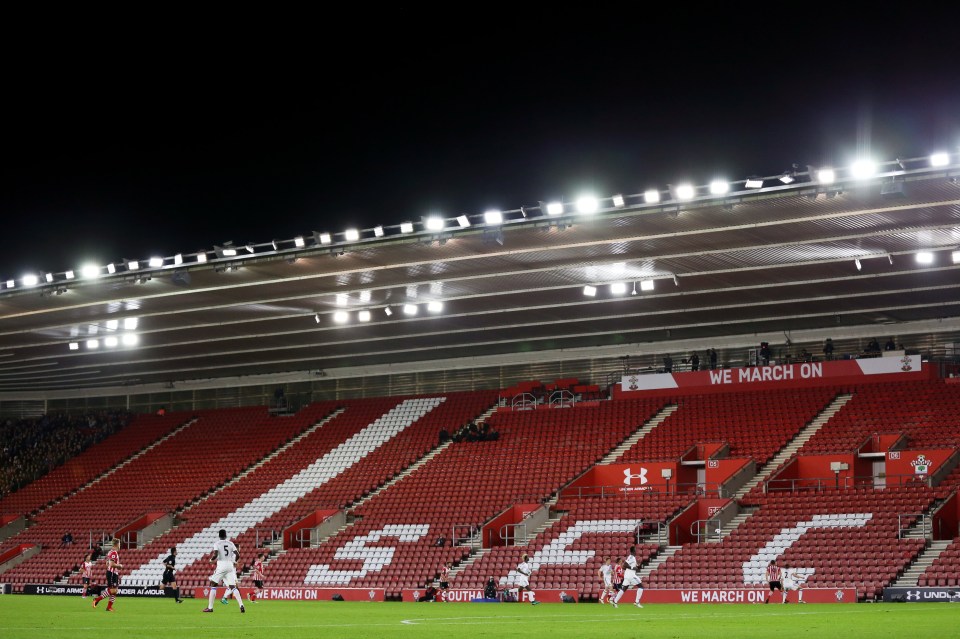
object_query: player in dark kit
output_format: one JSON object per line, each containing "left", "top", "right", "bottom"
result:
{"left": 161, "top": 547, "right": 184, "bottom": 603}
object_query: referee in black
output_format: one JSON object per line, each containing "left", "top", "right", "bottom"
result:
{"left": 161, "top": 547, "right": 184, "bottom": 603}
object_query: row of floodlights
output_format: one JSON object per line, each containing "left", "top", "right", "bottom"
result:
{"left": 316, "top": 301, "right": 444, "bottom": 324}
{"left": 583, "top": 280, "right": 656, "bottom": 297}
{"left": 69, "top": 334, "right": 139, "bottom": 351}
{"left": 7, "top": 152, "right": 955, "bottom": 291}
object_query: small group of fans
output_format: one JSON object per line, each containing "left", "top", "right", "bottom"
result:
{"left": 80, "top": 530, "right": 266, "bottom": 613}
{"left": 597, "top": 545, "right": 645, "bottom": 608}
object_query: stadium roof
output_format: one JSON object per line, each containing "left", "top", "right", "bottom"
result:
{"left": 1, "top": 158, "right": 959, "bottom": 396}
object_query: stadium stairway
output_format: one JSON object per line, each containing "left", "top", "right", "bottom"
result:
{"left": 638, "top": 545, "right": 681, "bottom": 581}
{"left": 707, "top": 506, "right": 759, "bottom": 543}
{"left": 893, "top": 540, "right": 952, "bottom": 587}
{"left": 607, "top": 404, "right": 679, "bottom": 460}
{"left": 734, "top": 393, "right": 852, "bottom": 499}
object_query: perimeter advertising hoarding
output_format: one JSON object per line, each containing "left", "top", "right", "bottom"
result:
{"left": 191, "top": 586, "right": 385, "bottom": 601}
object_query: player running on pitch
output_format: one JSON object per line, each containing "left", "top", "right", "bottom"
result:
{"left": 249, "top": 552, "right": 266, "bottom": 602}
{"left": 514, "top": 554, "right": 540, "bottom": 605}
{"left": 598, "top": 557, "right": 615, "bottom": 606}
{"left": 781, "top": 562, "right": 806, "bottom": 603}
{"left": 92, "top": 539, "right": 122, "bottom": 611}
{"left": 161, "top": 546, "right": 184, "bottom": 603}
{"left": 765, "top": 560, "right": 783, "bottom": 603}
{"left": 613, "top": 546, "right": 644, "bottom": 607}
{"left": 204, "top": 529, "right": 244, "bottom": 613}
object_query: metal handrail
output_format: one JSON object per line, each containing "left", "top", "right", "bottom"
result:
{"left": 255, "top": 528, "right": 279, "bottom": 548}
{"left": 559, "top": 481, "right": 726, "bottom": 499}
{"left": 511, "top": 393, "right": 537, "bottom": 411}
{"left": 294, "top": 528, "right": 311, "bottom": 549}
{"left": 764, "top": 473, "right": 932, "bottom": 493}
{"left": 549, "top": 390, "right": 575, "bottom": 408}
{"left": 453, "top": 524, "right": 478, "bottom": 546}
{"left": 498, "top": 522, "right": 528, "bottom": 546}
{"left": 898, "top": 513, "right": 929, "bottom": 539}
{"left": 690, "top": 518, "right": 723, "bottom": 543}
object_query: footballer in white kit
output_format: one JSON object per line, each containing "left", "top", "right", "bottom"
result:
{"left": 202, "top": 529, "right": 245, "bottom": 613}
{"left": 613, "top": 546, "right": 644, "bottom": 607}
{"left": 781, "top": 563, "right": 806, "bottom": 603}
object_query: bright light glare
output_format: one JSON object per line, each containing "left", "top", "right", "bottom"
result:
{"left": 121, "top": 334, "right": 138, "bottom": 346}
{"left": 425, "top": 216, "right": 445, "bottom": 231}
{"left": 854, "top": 258, "right": 862, "bottom": 271}
{"left": 930, "top": 152, "right": 950, "bottom": 167}
{"left": 456, "top": 215, "right": 470, "bottom": 228}
{"left": 546, "top": 202, "right": 564, "bottom": 215}
{"left": 86, "top": 339, "right": 99, "bottom": 350}
{"left": 709, "top": 180, "right": 729, "bottom": 195}
{"left": 610, "top": 282, "right": 627, "bottom": 295}
{"left": 221, "top": 247, "right": 238, "bottom": 257}
{"left": 44, "top": 273, "right": 53, "bottom": 282}
{"left": 333, "top": 311, "right": 349, "bottom": 323}
{"left": 106, "top": 263, "right": 117, "bottom": 274}
{"left": 427, "top": 301, "right": 443, "bottom": 313}
{"left": 745, "top": 177, "right": 764, "bottom": 188}
{"left": 400, "top": 222, "right": 414, "bottom": 233}
{"left": 373, "top": 226, "right": 384, "bottom": 237}
{"left": 384, "top": 307, "right": 393, "bottom": 316}
{"left": 294, "top": 236, "right": 306, "bottom": 247}
{"left": 850, "top": 159, "right": 876, "bottom": 179}
{"left": 675, "top": 184, "right": 695, "bottom": 200}
{"left": 196, "top": 253, "right": 207, "bottom": 263}
{"left": 319, "top": 233, "right": 332, "bottom": 245}
{"left": 612, "top": 194, "right": 625, "bottom": 207}
{"left": 916, "top": 251, "right": 934, "bottom": 264}
{"left": 106, "top": 319, "right": 119, "bottom": 331}
{"left": 640, "top": 279, "right": 655, "bottom": 291}
{"left": 336, "top": 293, "right": 348, "bottom": 307}
{"left": 817, "top": 168, "right": 836, "bottom": 184}
{"left": 127, "top": 260, "right": 140, "bottom": 270}
{"left": 173, "top": 254, "right": 183, "bottom": 266}
{"left": 65, "top": 270, "right": 75, "bottom": 280}
{"left": 359, "top": 290, "right": 371, "bottom": 302}
{"left": 358, "top": 310, "right": 371, "bottom": 322}
{"left": 644, "top": 190, "right": 661, "bottom": 204}
{"left": 22, "top": 274, "right": 39, "bottom": 286}
{"left": 68, "top": 342, "right": 79, "bottom": 351}
{"left": 148, "top": 257, "right": 163, "bottom": 267}
{"left": 484, "top": 210, "right": 503, "bottom": 224}
{"left": 104, "top": 336, "right": 119, "bottom": 347}
{"left": 583, "top": 285, "right": 597, "bottom": 297}
{"left": 403, "top": 303, "right": 418, "bottom": 316}
{"left": 576, "top": 195, "right": 599, "bottom": 214}
{"left": 80, "top": 264, "right": 100, "bottom": 279}
{"left": 123, "top": 317, "right": 138, "bottom": 330}
{"left": 953, "top": 251, "right": 960, "bottom": 264}
{"left": 344, "top": 229, "right": 360, "bottom": 241}
{"left": 5, "top": 280, "right": 14, "bottom": 288}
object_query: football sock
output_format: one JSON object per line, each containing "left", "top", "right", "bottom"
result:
{"left": 208, "top": 587, "right": 217, "bottom": 609}
{"left": 174, "top": 588, "right": 180, "bottom": 601}
{"left": 233, "top": 587, "right": 244, "bottom": 605}
{"left": 635, "top": 589, "right": 643, "bottom": 604}
{"left": 107, "top": 594, "right": 116, "bottom": 610}
{"left": 613, "top": 590, "right": 624, "bottom": 604}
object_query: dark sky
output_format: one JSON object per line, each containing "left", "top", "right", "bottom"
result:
{"left": 3, "top": 9, "right": 960, "bottom": 278}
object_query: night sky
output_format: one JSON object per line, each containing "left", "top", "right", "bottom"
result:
{"left": 3, "top": 10, "right": 959, "bottom": 278}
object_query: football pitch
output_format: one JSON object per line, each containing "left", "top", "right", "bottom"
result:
{"left": 1, "top": 597, "right": 958, "bottom": 639}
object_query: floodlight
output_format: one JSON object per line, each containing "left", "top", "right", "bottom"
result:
{"left": 148, "top": 257, "right": 164, "bottom": 268}
{"left": 68, "top": 342, "right": 79, "bottom": 351}
{"left": 318, "top": 232, "right": 332, "bottom": 245}
{"left": 80, "top": 264, "right": 100, "bottom": 279}
{"left": 106, "top": 319, "right": 119, "bottom": 331}
{"left": 335, "top": 293, "right": 348, "bottom": 307}
{"left": 86, "top": 339, "right": 99, "bottom": 350}
{"left": 427, "top": 301, "right": 443, "bottom": 313}
{"left": 745, "top": 177, "right": 764, "bottom": 188}
{"left": 333, "top": 311, "right": 349, "bottom": 323}
{"left": 484, "top": 210, "right": 503, "bottom": 224}
{"left": 644, "top": 189, "right": 661, "bottom": 204}
{"left": 245, "top": 244, "right": 255, "bottom": 253}
{"left": 65, "top": 270, "right": 75, "bottom": 280}
{"left": 850, "top": 159, "right": 876, "bottom": 179}
{"left": 121, "top": 334, "right": 138, "bottom": 346}
{"left": 817, "top": 168, "right": 836, "bottom": 184}
{"left": 400, "top": 222, "right": 414, "bottom": 233}
{"left": 456, "top": 215, "right": 470, "bottom": 228}
{"left": 123, "top": 317, "right": 138, "bottom": 330}
{"left": 583, "top": 285, "right": 597, "bottom": 297}
{"left": 104, "top": 336, "right": 119, "bottom": 347}
{"left": 576, "top": 195, "right": 599, "bottom": 214}
{"left": 930, "top": 152, "right": 950, "bottom": 167}
{"left": 779, "top": 172, "right": 795, "bottom": 184}
{"left": 953, "top": 251, "right": 960, "bottom": 264}
{"left": 916, "top": 251, "right": 934, "bottom": 265}
{"left": 373, "top": 226, "right": 384, "bottom": 237}
{"left": 403, "top": 303, "right": 418, "bottom": 316}
{"left": 359, "top": 290, "right": 371, "bottom": 302}
{"left": 125, "top": 259, "right": 140, "bottom": 270}
{"left": 675, "top": 184, "right": 695, "bottom": 200}
{"left": 384, "top": 307, "right": 393, "bottom": 316}
{"left": 610, "top": 282, "right": 627, "bottom": 295}
{"left": 854, "top": 258, "right": 862, "bottom": 271}
{"left": 424, "top": 216, "right": 445, "bottom": 231}
{"left": 314, "top": 313, "right": 320, "bottom": 324}
{"left": 546, "top": 201, "right": 564, "bottom": 215}
{"left": 5, "top": 280, "right": 14, "bottom": 288}
{"left": 612, "top": 194, "right": 625, "bottom": 207}
{"left": 358, "top": 310, "right": 371, "bottom": 322}
{"left": 173, "top": 254, "right": 183, "bottom": 266}
{"left": 709, "top": 180, "right": 729, "bottom": 195}
{"left": 344, "top": 228, "right": 360, "bottom": 241}
{"left": 294, "top": 236, "right": 306, "bottom": 247}
{"left": 106, "top": 263, "right": 117, "bottom": 274}
{"left": 22, "top": 273, "right": 39, "bottom": 286}
{"left": 44, "top": 273, "right": 53, "bottom": 283}
{"left": 640, "top": 279, "right": 655, "bottom": 291}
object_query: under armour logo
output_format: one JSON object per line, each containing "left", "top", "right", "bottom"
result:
{"left": 623, "top": 468, "right": 648, "bottom": 486}
{"left": 906, "top": 591, "right": 921, "bottom": 601}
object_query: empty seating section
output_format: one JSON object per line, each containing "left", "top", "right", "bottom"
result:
{"left": 0, "top": 413, "right": 187, "bottom": 516}
{"left": 616, "top": 388, "right": 835, "bottom": 466}
{"left": 455, "top": 492, "right": 692, "bottom": 596}
{"left": 120, "top": 392, "right": 497, "bottom": 588}
{"left": 919, "top": 537, "right": 960, "bottom": 586}
{"left": 264, "top": 398, "right": 666, "bottom": 595}
{"left": 646, "top": 486, "right": 933, "bottom": 600}
{"left": 799, "top": 380, "right": 960, "bottom": 454}
{"left": 0, "top": 405, "right": 327, "bottom": 585}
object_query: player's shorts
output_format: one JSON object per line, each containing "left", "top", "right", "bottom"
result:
{"left": 254, "top": 580, "right": 264, "bottom": 589}
{"left": 613, "top": 581, "right": 623, "bottom": 591}
{"left": 603, "top": 577, "right": 612, "bottom": 588}
{"left": 515, "top": 575, "right": 529, "bottom": 588}
{"left": 106, "top": 572, "right": 120, "bottom": 587}
{"left": 783, "top": 580, "right": 801, "bottom": 591}
{"left": 768, "top": 580, "right": 783, "bottom": 591}
{"left": 82, "top": 577, "right": 90, "bottom": 585}
{"left": 162, "top": 569, "right": 175, "bottom": 584}
{"left": 623, "top": 570, "right": 642, "bottom": 588}
{"left": 210, "top": 561, "right": 238, "bottom": 587}
{"left": 440, "top": 581, "right": 449, "bottom": 589}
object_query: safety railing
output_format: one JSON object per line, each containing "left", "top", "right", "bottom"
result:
{"left": 511, "top": 393, "right": 537, "bottom": 411}
{"left": 559, "top": 481, "right": 727, "bottom": 499}
{"left": 255, "top": 528, "right": 280, "bottom": 548}
{"left": 498, "top": 522, "right": 528, "bottom": 546}
{"left": 690, "top": 518, "right": 723, "bottom": 543}
{"left": 549, "top": 390, "right": 575, "bottom": 409}
{"left": 898, "top": 513, "right": 929, "bottom": 539}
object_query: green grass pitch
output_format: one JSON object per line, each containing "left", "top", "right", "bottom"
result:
{"left": 1, "top": 597, "right": 958, "bottom": 639}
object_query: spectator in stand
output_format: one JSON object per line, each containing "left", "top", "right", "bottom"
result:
{"left": 823, "top": 338, "right": 835, "bottom": 361}
{"left": 62, "top": 531, "right": 74, "bottom": 547}
{"left": 708, "top": 348, "right": 718, "bottom": 370}
{"left": 866, "top": 337, "right": 881, "bottom": 354}
{"left": 759, "top": 342, "right": 772, "bottom": 365}
{"left": 663, "top": 354, "right": 673, "bottom": 373}
{"left": 484, "top": 576, "right": 498, "bottom": 600}
{"left": 884, "top": 337, "right": 897, "bottom": 351}
{"left": 798, "top": 348, "right": 810, "bottom": 362}
{"left": 690, "top": 352, "right": 700, "bottom": 371}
